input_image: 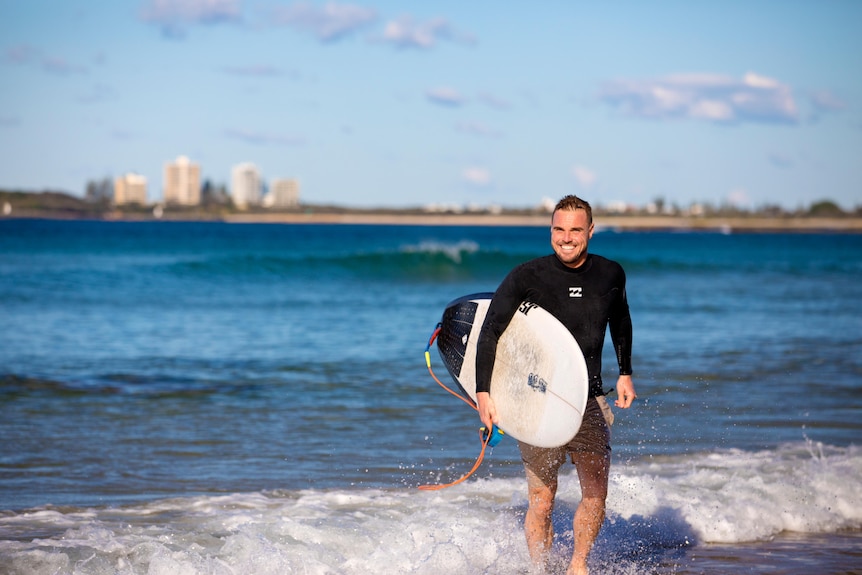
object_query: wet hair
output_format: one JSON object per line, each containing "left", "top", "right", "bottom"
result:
{"left": 553, "top": 195, "right": 593, "bottom": 225}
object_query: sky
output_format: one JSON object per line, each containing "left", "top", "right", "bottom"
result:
{"left": 1, "top": 0, "right": 860, "bottom": 210}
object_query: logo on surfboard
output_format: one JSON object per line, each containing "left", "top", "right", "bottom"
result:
{"left": 518, "top": 301, "right": 538, "bottom": 315}
{"left": 527, "top": 373, "right": 548, "bottom": 393}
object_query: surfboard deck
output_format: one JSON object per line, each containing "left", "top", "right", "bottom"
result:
{"left": 436, "top": 293, "right": 589, "bottom": 448}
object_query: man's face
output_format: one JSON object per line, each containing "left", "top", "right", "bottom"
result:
{"left": 550, "top": 208, "right": 594, "bottom": 269}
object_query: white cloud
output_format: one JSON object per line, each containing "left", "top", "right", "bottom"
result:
{"left": 689, "top": 99, "right": 734, "bottom": 121}
{"left": 271, "top": 1, "right": 377, "bottom": 42}
{"left": 572, "top": 165, "right": 597, "bottom": 188}
{"left": 426, "top": 87, "right": 466, "bottom": 107}
{"left": 599, "top": 72, "right": 798, "bottom": 124}
{"left": 140, "top": 0, "right": 241, "bottom": 37}
{"left": 379, "top": 16, "right": 473, "bottom": 49}
{"left": 742, "top": 72, "right": 778, "bottom": 89}
{"left": 462, "top": 167, "right": 491, "bottom": 186}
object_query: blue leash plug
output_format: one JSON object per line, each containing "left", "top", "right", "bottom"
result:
{"left": 480, "top": 424, "right": 505, "bottom": 447}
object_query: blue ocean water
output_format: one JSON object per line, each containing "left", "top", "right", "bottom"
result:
{"left": 1, "top": 219, "right": 860, "bottom": 574}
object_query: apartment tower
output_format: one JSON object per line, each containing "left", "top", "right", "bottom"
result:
{"left": 231, "top": 162, "right": 261, "bottom": 208}
{"left": 163, "top": 156, "right": 201, "bottom": 205}
{"left": 114, "top": 173, "right": 148, "bottom": 205}
{"left": 266, "top": 178, "right": 301, "bottom": 208}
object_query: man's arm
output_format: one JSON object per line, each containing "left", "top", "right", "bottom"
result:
{"left": 475, "top": 269, "right": 527, "bottom": 428}
{"left": 608, "top": 269, "right": 636, "bottom": 408}
{"left": 475, "top": 298, "right": 515, "bottom": 431}
{"left": 608, "top": 296, "right": 633, "bottom": 376}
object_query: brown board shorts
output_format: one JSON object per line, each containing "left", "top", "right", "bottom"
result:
{"left": 517, "top": 396, "right": 613, "bottom": 484}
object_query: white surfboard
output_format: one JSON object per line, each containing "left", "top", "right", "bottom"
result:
{"left": 436, "top": 293, "right": 589, "bottom": 448}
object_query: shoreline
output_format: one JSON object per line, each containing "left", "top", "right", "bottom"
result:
{"left": 3, "top": 209, "right": 862, "bottom": 233}
{"left": 220, "top": 212, "right": 862, "bottom": 232}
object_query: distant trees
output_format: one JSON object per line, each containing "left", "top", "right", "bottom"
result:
{"left": 84, "top": 177, "right": 113, "bottom": 204}
{"left": 0, "top": 189, "right": 104, "bottom": 216}
{"left": 808, "top": 199, "right": 845, "bottom": 217}
{"left": 201, "top": 179, "right": 232, "bottom": 206}
{"left": 593, "top": 197, "right": 856, "bottom": 218}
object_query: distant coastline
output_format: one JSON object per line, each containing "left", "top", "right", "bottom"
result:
{"left": 2, "top": 190, "right": 861, "bottom": 233}
{"left": 216, "top": 211, "right": 862, "bottom": 233}
{"left": 6, "top": 208, "right": 862, "bottom": 233}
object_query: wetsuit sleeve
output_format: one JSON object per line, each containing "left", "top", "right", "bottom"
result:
{"left": 608, "top": 269, "right": 633, "bottom": 376}
{"left": 475, "top": 270, "right": 526, "bottom": 394}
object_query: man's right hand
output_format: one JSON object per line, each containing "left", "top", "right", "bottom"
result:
{"left": 476, "top": 392, "right": 499, "bottom": 431}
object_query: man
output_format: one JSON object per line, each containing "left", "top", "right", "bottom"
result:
{"left": 475, "top": 195, "right": 636, "bottom": 575}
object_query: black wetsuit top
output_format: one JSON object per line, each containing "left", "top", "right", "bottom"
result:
{"left": 476, "top": 253, "right": 633, "bottom": 398}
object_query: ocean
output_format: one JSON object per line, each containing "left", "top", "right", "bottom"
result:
{"left": 1, "top": 218, "right": 860, "bottom": 574}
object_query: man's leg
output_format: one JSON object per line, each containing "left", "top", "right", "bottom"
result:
{"left": 519, "top": 443, "right": 567, "bottom": 570}
{"left": 567, "top": 451, "right": 610, "bottom": 575}
{"left": 565, "top": 397, "right": 613, "bottom": 575}
{"left": 523, "top": 467, "right": 557, "bottom": 567}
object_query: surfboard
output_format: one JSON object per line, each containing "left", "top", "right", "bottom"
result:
{"left": 436, "top": 293, "right": 589, "bottom": 448}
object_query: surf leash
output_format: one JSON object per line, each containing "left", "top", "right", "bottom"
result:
{"left": 419, "top": 324, "right": 505, "bottom": 491}
{"left": 423, "top": 324, "right": 476, "bottom": 409}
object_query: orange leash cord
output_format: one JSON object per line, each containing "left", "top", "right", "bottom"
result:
{"left": 418, "top": 325, "right": 492, "bottom": 491}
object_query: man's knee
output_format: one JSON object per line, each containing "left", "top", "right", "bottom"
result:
{"left": 579, "top": 495, "right": 606, "bottom": 515}
{"left": 527, "top": 483, "right": 556, "bottom": 517}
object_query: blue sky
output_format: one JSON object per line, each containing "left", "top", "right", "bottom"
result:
{"left": 1, "top": 0, "right": 860, "bottom": 210}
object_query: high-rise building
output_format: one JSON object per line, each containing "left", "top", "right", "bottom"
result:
{"left": 114, "top": 173, "right": 148, "bottom": 205}
{"left": 163, "top": 156, "right": 201, "bottom": 205}
{"left": 231, "top": 162, "right": 261, "bottom": 208}
{"left": 265, "top": 178, "right": 301, "bottom": 208}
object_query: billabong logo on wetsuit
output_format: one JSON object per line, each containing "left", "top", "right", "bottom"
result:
{"left": 569, "top": 287, "right": 582, "bottom": 298}
{"left": 527, "top": 373, "right": 547, "bottom": 393}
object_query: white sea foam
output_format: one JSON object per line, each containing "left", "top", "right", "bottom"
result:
{"left": 1, "top": 441, "right": 859, "bottom": 575}
{"left": 401, "top": 240, "right": 480, "bottom": 263}
{"left": 605, "top": 440, "right": 862, "bottom": 544}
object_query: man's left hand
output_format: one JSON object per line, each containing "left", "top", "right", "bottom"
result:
{"left": 614, "top": 375, "right": 637, "bottom": 408}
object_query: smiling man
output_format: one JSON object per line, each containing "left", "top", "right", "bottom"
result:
{"left": 475, "top": 195, "right": 637, "bottom": 575}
